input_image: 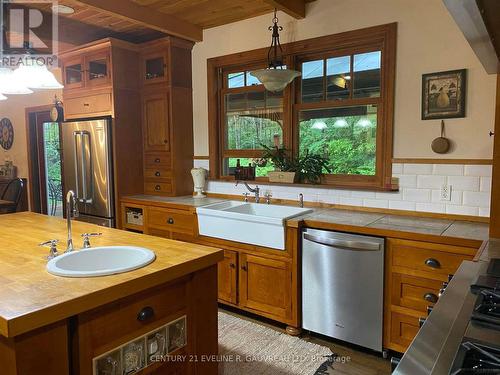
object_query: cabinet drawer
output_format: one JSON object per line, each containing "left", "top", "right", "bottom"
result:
{"left": 64, "top": 92, "right": 112, "bottom": 117}
{"left": 391, "top": 273, "right": 442, "bottom": 312}
{"left": 145, "top": 168, "right": 172, "bottom": 180}
{"left": 389, "top": 312, "right": 420, "bottom": 350}
{"left": 78, "top": 281, "right": 187, "bottom": 355}
{"left": 390, "top": 239, "right": 473, "bottom": 277}
{"left": 145, "top": 152, "right": 171, "bottom": 167}
{"left": 145, "top": 182, "right": 172, "bottom": 195}
{"left": 148, "top": 208, "right": 196, "bottom": 235}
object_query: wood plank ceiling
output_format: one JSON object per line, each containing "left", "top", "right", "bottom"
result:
{"left": 45, "top": 0, "right": 316, "bottom": 46}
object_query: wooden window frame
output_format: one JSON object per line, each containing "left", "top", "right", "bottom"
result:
{"left": 208, "top": 23, "right": 397, "bottom": 189}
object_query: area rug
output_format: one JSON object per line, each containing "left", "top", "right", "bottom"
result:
{"left": 218, "top": 311, "right": 334, "bottom": 375}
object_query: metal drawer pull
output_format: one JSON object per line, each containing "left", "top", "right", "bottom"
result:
{"left": 155, "top": 185, "right": 161, "bottom": 191}
{"left": 424, "top": 258, "right": 441, "bottom": 269}
{"left": 427, "top": 306, "right": 433, "bottom": 315}
{"left": 155, "top": 171, "right": 161, "bottom": 177}
{"left": 419, "top": 317, "right": 426, "bottom": 328}
{"left": 423, "top": 292, "right": 438, "bottom": 303}
{"left": 154, "top": 158, "right": 161, "bottom": 163}
{"left": 167, "top": 218, "right": 174, "bottom": 224}
{"left": 137, "top": 306, "right": 154, "bottom": 322}
{"left": 303, "top": 233, "right": 381, "bottom": 251}
{"left": 241, "top": 265, "right": 248, "bottom": 271}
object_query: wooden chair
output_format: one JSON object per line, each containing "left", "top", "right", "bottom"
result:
{"left": 0, "top": 178, "right": 24, "bottom": 214}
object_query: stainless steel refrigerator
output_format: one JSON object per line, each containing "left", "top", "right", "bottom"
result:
{"left": 61, "top": 118, "right": 115, "bottom": 227}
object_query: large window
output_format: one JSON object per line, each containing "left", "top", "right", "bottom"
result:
{"left": 208, "top": 23, "right": 396, "bottom": 189}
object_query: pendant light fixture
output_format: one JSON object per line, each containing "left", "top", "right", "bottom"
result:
{"left": 13, "top": 64, "right": 63, "bottom": 89}
{"left": 0, "top": 67, "right": 33, "bottom": 95}
{"left": 250, "top": 9, "right": 301, "bottom": 92}
{"left": 0, "top": 93, "right": 7, "bottom": 101}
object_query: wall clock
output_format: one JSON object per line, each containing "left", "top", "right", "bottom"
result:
{"left": 0, "top": 118, "right": 14, "bottom": 150}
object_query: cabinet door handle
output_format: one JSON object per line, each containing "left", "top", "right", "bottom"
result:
{"left": 423, "top": 292, "right": 438, "bottom": 303}
{"left": 163, "top": 139, "right": 168, "bottom": 144}
{"left": 424, "top": 258, "right": 441, "bottom": 269}
{"left": 83, "top": 103, "right": 90, "bottom": 107}
{"left": 241, "top": 265, "right": 248, "bottom": 271}
{"left": 229, "top": 263, "right": 236, "bottom": 269}
{"left": 419, "top": 317, "right": 426, "bottom": 328}
{"left": 155, "top": 185, "right": 161, "bottom": 191}
{"left": 155, "top": 171, "right": 161, "bottom": 177}
{"left": 155, "top": 158, "right": 161, "bottom": 163}
{"left": 137, "top": 306, "right": 155, "bottom": 322}
{"left": 167, "top": 218, "right": 174, "bottom": 224}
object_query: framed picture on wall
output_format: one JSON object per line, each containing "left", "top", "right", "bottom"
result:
{"left": 421, "top": 69, "right": 466, "bottom": 120}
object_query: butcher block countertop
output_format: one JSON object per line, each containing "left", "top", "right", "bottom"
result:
{"left": 0, "top": 212, "right": 223, "bottom": 338}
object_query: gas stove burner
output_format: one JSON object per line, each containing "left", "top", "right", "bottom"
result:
{"left": 472, "top": 290, "right": 500, "bottom": 331}
{"left": 450, "top": 341, "right": 500, "bottom": 374}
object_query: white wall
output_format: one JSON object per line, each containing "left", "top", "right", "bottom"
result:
{"left": 192, "top": 0, "right": 497, "bottom": 159}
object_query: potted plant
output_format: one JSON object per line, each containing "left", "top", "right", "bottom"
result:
{"left": 261, "top": 145, "right": 296, "bottom": 183}
{"left": 294, "top": 151, "right": 331, "bottom": 184}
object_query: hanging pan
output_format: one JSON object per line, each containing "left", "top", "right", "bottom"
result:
{"left": 431, "top": 120, "right": 450, "bottom": 154}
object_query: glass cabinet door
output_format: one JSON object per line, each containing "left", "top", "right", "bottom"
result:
{"left": 85, "top": 51, "right": 110, "bottom": 87}
{"left": 63, "top": 58, "right": 84, "bottom": 89}
{"left": 143, "top": 52, "right": 167, "bottom": 83}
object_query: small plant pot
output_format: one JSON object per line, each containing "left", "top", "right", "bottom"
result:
{"left": 268, "top": 171, "right": 296, "bottom": 183}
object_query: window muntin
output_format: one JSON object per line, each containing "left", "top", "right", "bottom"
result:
{"left": 299, "top": 105, "right": 377, "bottom": 176}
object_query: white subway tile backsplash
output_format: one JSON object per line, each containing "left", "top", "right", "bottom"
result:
{"left": 392, "top": 163, "right": 403, "bottom": 174}
{"left": 389, "top": 200, "right": 416, "bottom": 211}
{"left": 193, "top": 159, "right": 210, "bottom": 169}
{"left": 479, "top": 207, "right": 491, "bottom": 217}
{"left": 464, "top": 165, "right": 492, "bottom": 177}
{"left": 480, "top": 177, "right": 492, "bottom": 192}
{"left": 363, "top": 199, "right": 389, "bottom": 209}
{"left": 403, "top": 188, "right": 431, "bottom": 202}
{"left": 338, "top": 197, "right": 364, "bottom": 206}
{"left": 403, "top": 163, "right": 433, "bottom": 175}
{"left": 446, "top": 205, "right": 479, "bottom": 216}
{"left": 463, "top": 191, "right": 491, "bottom": 208}
{"left": 416, "top": 202, "right": 446, "bottom": 214}
{"left": 394, "top": 174, "right": 417, "bottom": 188}
{"left": 203, "top": 163, "right": 491, "bottom": 218}
{"left": 432, "top": 164, "right": 464, "bottom": 176}
{"left": 448, "top": 176, "right": 480, "bottom": 192}
{"left": 417, "top": 175, "right": 447, "bottom": 189}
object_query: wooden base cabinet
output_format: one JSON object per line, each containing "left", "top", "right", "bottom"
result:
{"left": 384, "top": 238, "right": 477, "bottom": 353}
{"left": 218, "top": 250, "right": 238, "bottom": 305}
{"left": 239, "top": 254, "right": 292, "bottom": 320}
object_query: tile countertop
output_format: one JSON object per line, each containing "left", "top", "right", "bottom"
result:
{"left": 122, "top": 195, "right": 489, "bottom": 244}
{"left": 287, "top": 208, "right": 489, "bottom": 243}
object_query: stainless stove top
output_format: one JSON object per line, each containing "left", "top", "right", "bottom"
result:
{"left": 394, "top": 260, "right": 497, "bottom": 375}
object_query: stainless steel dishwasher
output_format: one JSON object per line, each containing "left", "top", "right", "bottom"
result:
{"left": 302, "top": 228, "right": 385, "bottom": 352}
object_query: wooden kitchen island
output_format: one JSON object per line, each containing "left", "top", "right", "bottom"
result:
{"left": 0, "top": 212, "right": 223, "bottom": 375}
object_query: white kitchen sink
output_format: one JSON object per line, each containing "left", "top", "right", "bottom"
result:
{"left": 46, "top": 246, "right": 156, "bottom": 277}
{"left": 196, "top": 201, "right": 313, "bottom": 249}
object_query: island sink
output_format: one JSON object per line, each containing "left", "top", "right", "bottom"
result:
{"left": 46, "top": 246, "right": 156, "bottom": 277}
{"left": 196, "top": 201, "right": 313, "bottom": 249}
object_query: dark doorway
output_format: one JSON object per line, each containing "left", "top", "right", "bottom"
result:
{"left": 27, "top": 108, "right": 63, "bottom": 216}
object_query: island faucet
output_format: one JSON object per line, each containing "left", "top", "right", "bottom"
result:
{"left": 235, "top": 181, "right": 260, "bottom": 203}
{"left": 66, "top": 190, "right": 80, "bottom": 252}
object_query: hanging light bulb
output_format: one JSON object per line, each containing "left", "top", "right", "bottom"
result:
{"left": 0, "top": 67, "right": 33, "bottom": 94}
{"left": 250, "top": 10, "right": 301, "bottom": 92}
{"left": 13, "top": 64, "right": 63, "bottom": 89}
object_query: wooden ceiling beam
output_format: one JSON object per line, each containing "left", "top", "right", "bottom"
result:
{"left": 71, "top": 0, "right": 203, "bottom": 42}
{"left": 263, "top": 0, "right": 306, "bottom": 19}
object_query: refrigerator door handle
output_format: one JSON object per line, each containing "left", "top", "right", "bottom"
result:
{"left": 74, "top": 131, "right": 93, "bottom": 204}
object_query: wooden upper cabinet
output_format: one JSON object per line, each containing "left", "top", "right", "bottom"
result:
{"left": 239, "top": 253, "right": 291, "bottom": 320}
{"left": 143, "top": 90, "right": 170, "bottom": 152}
{"left": 218, "top": 250, "right": 238, "bottom": 305}
{"left": 142, "top": 51, "right": 168, "bottom": 85}
{"left": 61, "top": 47, "right": 111, "bottom": 90}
